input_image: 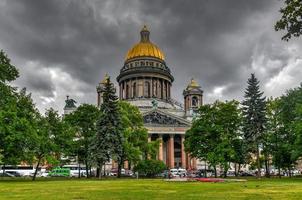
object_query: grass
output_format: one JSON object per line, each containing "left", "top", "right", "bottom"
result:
{"left": 0, "top": 177, "right": 302, "bottom": 200}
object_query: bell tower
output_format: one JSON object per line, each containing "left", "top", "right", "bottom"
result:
{"left": 96, "top": 73, "right": 109, "bottom": 107}
{"left": 183, "top": 78, "right": 203, "bottom": 118}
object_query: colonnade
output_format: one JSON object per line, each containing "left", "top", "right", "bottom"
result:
{"left": 119, "top": 77, "right": 171, "bottom": 100}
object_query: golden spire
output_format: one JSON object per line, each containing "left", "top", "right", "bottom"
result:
{"left": 125, "top": 25, "right": 165, "bottom": 61}
{"left": 141, "top": 24, "right": 149, "bottom": 32}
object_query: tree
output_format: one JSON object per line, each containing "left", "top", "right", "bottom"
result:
{"left": 215, "top": 101, "right": 242, "bottom": 177}
{"left": 118, "top": 101, "right": 150, "bottom": 171}
{"left": 242, "top": 73, "right": 266, "bottom": 178}
{"left": 185, "top": 100, "right": 241, "bottom": 177}
{"left": 0, "top": 88, "right": 38, "bottom": 173}
{"left": 89, "top": 76, "right": 123, "bottom": 178}
{"left": 276, "top": 84, "right": 302, "bottom": 176}
{"left": 275, "top": 0, "right": 302, "bottom": 41}
{"left": 0, "top": 50, "right": 19, "bottom": 83}
{"left": 31, "top": 108, "right": 75, "bottom": 181}
{"left": 0, "top": 50, "right": 39, "bottom": 174}
{"left": 185, "top": 104, "right": 220, "bottom": 177}
{"left": 64, "top": 104, "right": 100, "bottom": 178}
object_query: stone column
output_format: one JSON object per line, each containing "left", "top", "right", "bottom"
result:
{"left": 181, "top": 135, "right": 186, "bottom": 169}
{"left": 130, "top": 79, "right": 132, "bottom": 98}
{"left": 158, "top": 135, "right": 163, "bottom": 161}
{"left": 142, "top": 77, "right": 145, "bottom": 98}
{"left": 151, "top": 78, "right": 153, "bottom": 97}
{"left": 169, "top": 134, "right": 174, "bottom": 168}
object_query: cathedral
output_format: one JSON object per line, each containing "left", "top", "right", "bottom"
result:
{"left": 96, "top": 26, "right": 203, "bottom": 170}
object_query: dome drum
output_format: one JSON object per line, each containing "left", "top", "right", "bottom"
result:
{"left": 118, "top": 76, "right": 172, "bottom": 101}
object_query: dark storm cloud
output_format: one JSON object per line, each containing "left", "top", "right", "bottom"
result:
{"left": 0, "top": 0, "right": 301, "bottom": 112}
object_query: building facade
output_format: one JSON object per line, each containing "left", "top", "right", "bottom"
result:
{"left": 96, "top": 26, "right": 203, "bottom": 170}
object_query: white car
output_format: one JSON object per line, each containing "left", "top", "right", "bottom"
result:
{"left": 169, "top": 169, "right": 179, "bottom": 177}
{"left": 177, "top": 168, "right": 187, "bottom": 177}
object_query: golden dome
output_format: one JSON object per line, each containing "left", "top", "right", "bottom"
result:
{"left": 125, "top": 25, "right": 165, "bottom": 61}
{"left": 100, "top": 73, "right": 109, "bottom": 84}
{"left": 186, "top": 78, "right": 201, "bottom": 90}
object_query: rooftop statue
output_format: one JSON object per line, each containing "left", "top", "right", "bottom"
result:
{"left": 64, "top": 95, "right": 77, "bottom": 109}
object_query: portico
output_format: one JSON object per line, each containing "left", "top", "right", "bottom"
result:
{"left": 148, "top": 133, "right": 196, "bottom": 169}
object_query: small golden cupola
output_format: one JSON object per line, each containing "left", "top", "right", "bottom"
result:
{"left": 125, "top": 25, "right": 165, "bottom": 61}
{"left": 96, "top": 73, "right": 110, "bottom": 107}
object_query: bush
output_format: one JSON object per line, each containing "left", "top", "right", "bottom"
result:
{"left": 133, "top": 159, "right": 167, "bottom": 177}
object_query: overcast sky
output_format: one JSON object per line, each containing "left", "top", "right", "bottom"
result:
{"left": 1, "top": 0, "right": 301, "bottom": 114}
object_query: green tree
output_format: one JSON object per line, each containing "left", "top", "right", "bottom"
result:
{"left": 185, "top": 104, "right": 219, "bottom": 177}
{"left": 0, "top": 50, "right": 19, "bottom": 83}
{"left": 275, "top": 0, "right": 302, "bottom": 41}
{"left": 89, "top": 76, "right": 123, "bottom": 178}
{"left": 185, "top": 100, "right": 241, "bottom": 177}
{"left": 0, "top": 50, "right": 19, "bottom": 167}
{"left": 0, "top": 88, "right": 39, "bottom": 171}
{"left": 277, "top": 84, "right": 302, "bottom": 176}
{"left": 118, "top": 101, "right": 150, "bottom": 171}
{"left": 64, "top": 104, "right": 100, "bottom": 178}
{"left": 242, "top": 73, "right": 266, "bottom": 178}
{"left": 31, "top": 108, "right": 75, "bottom": 181}
{"left": 215, "top": 101, "right": 242, "bottom": 177}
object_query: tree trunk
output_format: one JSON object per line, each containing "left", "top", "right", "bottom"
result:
{"left": 214, "top": 166, "right": 217, "bottom": 178}
{"left": 78, "top": 162, "right": 81, "bottom": 178}
{"left": 238, "top": 164, "right": 241, "bottom": 176}
{"left": 234, "top": 163, "right": 237, "bottom": 177}
{"left": 2, "top": 163, "right": 5, "bottom": 174}
{"left": 278, "top": 166, "right": 281, "bottom": 179}
{"left": 128, "top": 161, "right": 131, "bottom": 170}
{"left": 103, "top": 164, "right": 106, "bottom": 177}
{"left": 265, "top": 157, "right": 270, "bottom": 178}
{"left": 32, "top": 156, "right": 42, "bottom": 181}
{"left": 204, "top": 162, "right": 207, "bottom": 178}
{"left": 98, "top": 162, "right": 102, "bottom": 179}
{"left": 288, "top": 167, "right": 292, "bottom": 178}
{"left": 223, "top": 166, "right": 227, "bottom": 178}
{"left": 117, "top": 158, "right": 123, "bottom": 178}
{"left": 85, "top": 159, "right": 89, "bottom": 178}
{"left": 256, "top": 143, "right": 261, "bottom": 179}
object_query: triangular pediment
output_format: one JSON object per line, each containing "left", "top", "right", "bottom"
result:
{"left": 143, "top": 109, "right": 191, "bottom": 127}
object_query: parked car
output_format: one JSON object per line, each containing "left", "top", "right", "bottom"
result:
{"left": 5, "top": 171, "right": 22, "bottom": 177}
{"left": 169, "top": 169, "right": 179, "bottom": 177}
{"left": 177, "top": 168, "right": 187, "bottom": 177}
{"left": 109, "top": 168, "right": 126, "bottom": 176}
{"left": 48, "top": 167, "right": 70, "bottom": 177}
{"left": 240, "top": 171, "right": 254, "bottom": 177}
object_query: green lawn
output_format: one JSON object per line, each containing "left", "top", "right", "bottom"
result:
{"left": 0, "top": 178, "right": 302, "bottom": 200}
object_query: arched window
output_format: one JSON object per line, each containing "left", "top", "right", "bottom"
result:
{"left": 132, "top": 82, "right": 136, "bottom": 98}
{"left": 144, "top": 81, "right": 150, "bottom": 98}
{"left": 192, "top": 96, "right": 198, "bottom": 107}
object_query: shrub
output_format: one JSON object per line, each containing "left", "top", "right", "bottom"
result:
{"left": 133, "top": 159, "right": 166, "bottom": 177}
